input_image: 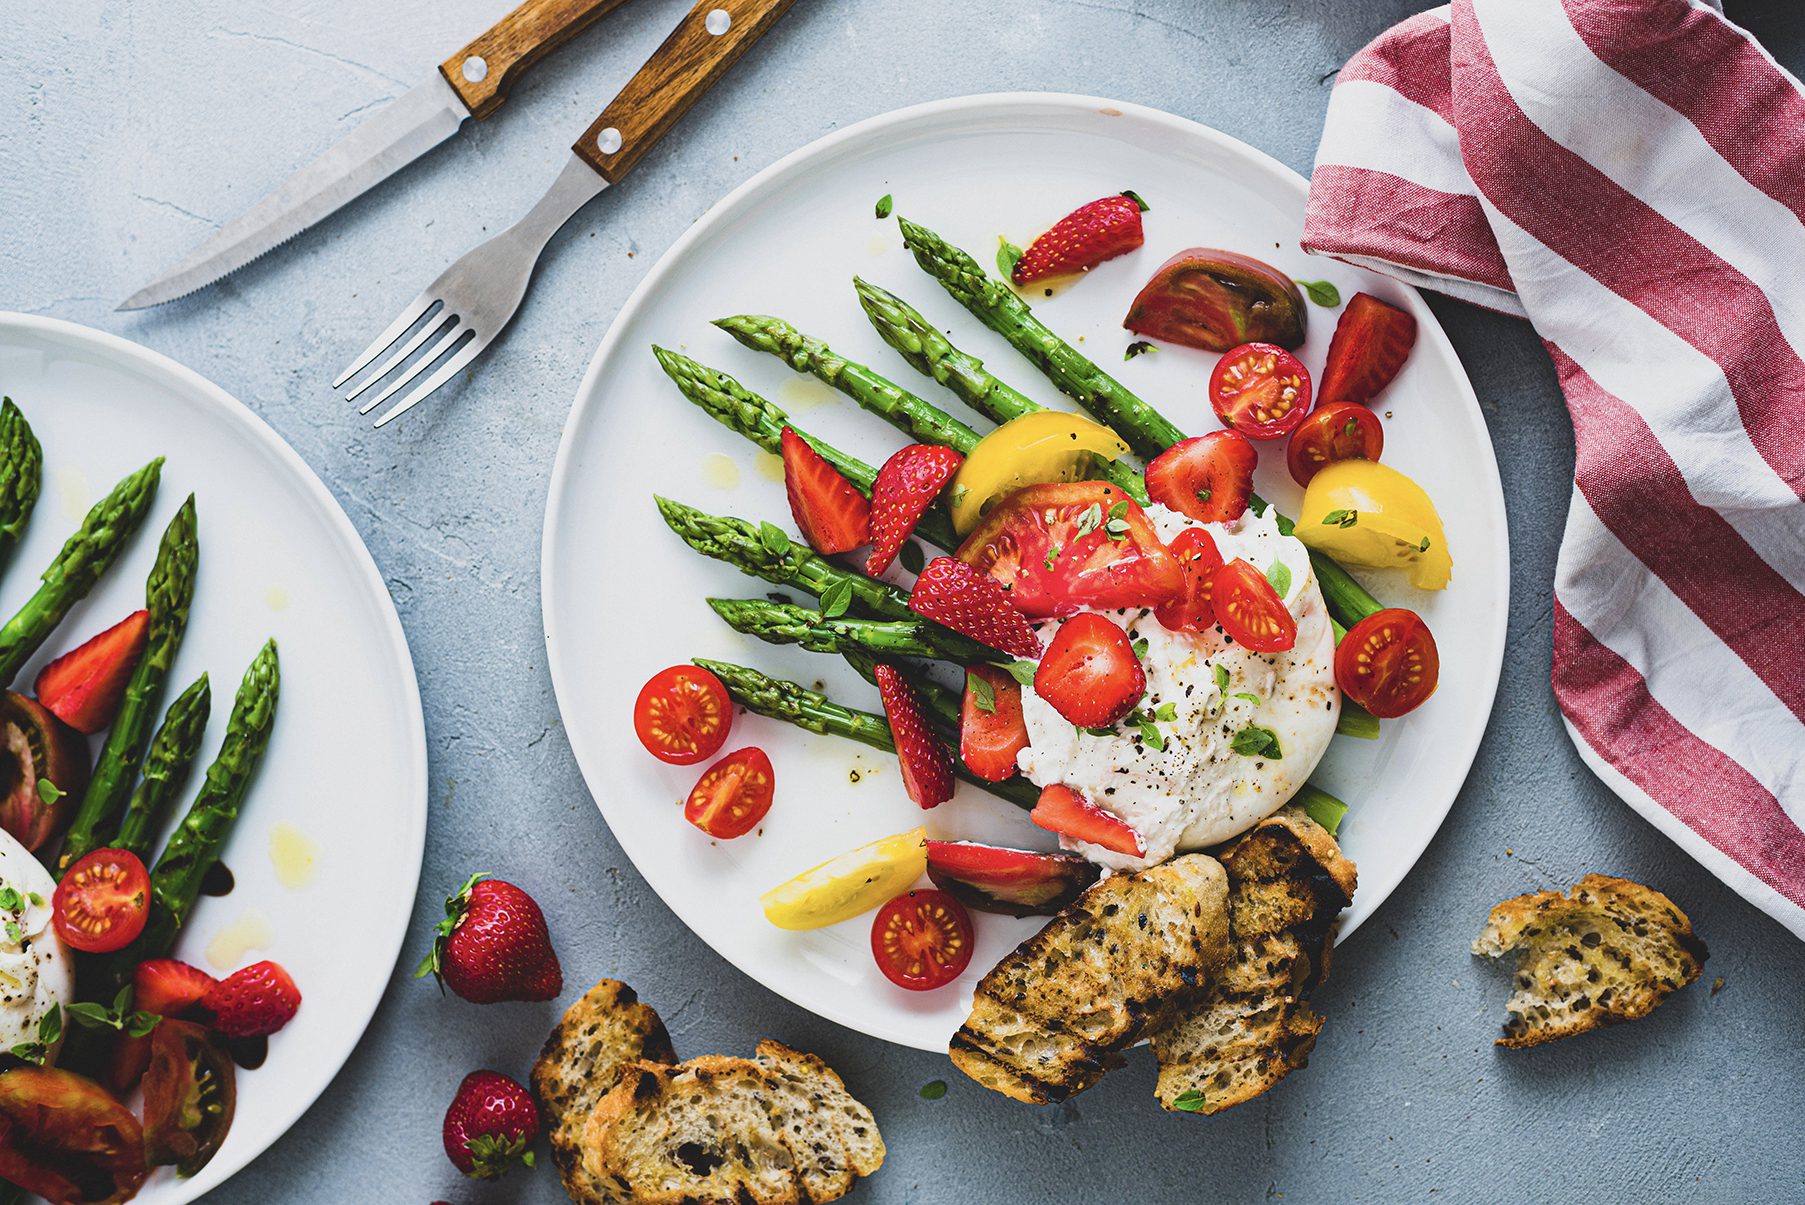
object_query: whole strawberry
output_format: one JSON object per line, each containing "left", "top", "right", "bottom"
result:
{"left": 417, "top": 873, "right": 562, "bottom": 1003}
{"left": 201, "top": 960, "right": 302, "bottom": 1037}
{"left": 443, "top": 1070, "right": 538, "bottom": 1180}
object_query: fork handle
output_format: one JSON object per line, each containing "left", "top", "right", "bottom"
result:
{"left": 440, "top": 0, "right": 634, "bottom": 120}
{"left": 572, "top": 0, "right": 797, "bottom": 184}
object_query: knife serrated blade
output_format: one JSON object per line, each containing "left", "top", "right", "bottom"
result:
{"left": 119, "top": 75, "right": 469, "bottom": 311}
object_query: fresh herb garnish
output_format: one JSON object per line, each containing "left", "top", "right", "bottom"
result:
{"left": 1124, "top": 340, "right": 1157, "bottom": 361}
{"left": 1230, "top": 726, "right": 1283, "bottom": 759}
{"left": 34, "top": 779, "right": 62, "bottom": 807}
{"left": 1074, "top": 502, "right": 1104, "bottom": 538}
{"left": 1104, "top": 501, "right": 1131, "bottom": 541}
{"left": 920, "top": 1079, "right": 948, "bottom": 1100}
{"left": 874, "top": 193, "right": 894, "bottom": 219}
{"left": 997, "top": 237, "right": 1024, "bottom": 279}
{"left": 898, "top": 541, "right": 926, "bottom": 575}
{"left": 1295, "top": 279, "right": 1341, "bottom": 308}
{"left": 64, "top": 987, "right": 161, "bottom": 1039}
{"left": 966, "top": 670, "right": 997, "bottom": 714}
{"left": 1170, "top": 1088, "right": 1207, "bottom": 1112}
{"left": 10, "top": 1005, "right": 60, "bottom": 1065}
{"left": 1079, "top": 724, "right": 1116, "bottom": 738}
{"left": 951, "top": 485, "right": 970, "bottom": 509}
{"left": 1232, "top": 691, "right": 1261, "bottom": 706}
{"left": 819, "top": 579, "right": 853, "bottom": 619}
{"left": 1321, "top": 509, "right": 1358, "bottom": 529}
{"left": 0, "top": 885, "right": 22, "bottom": 914}
{"left": 3, "top": 922, "right": 19, "bottom": 945}
{"left": 1131, "top": 636, "right": 1150, "bottom": 661}
{"left": 1266, "top": 561, "right": 1292, "bottom": 598}
{"left": 1043, "top": 543, "right": 1063, "bottom": 571}
{"left": 996, "top": 660, "right": 1038, "bottom": 688}
{"left": 1214, "top": 664, "right": 1231, "bottom": 695}
{"left": 757, "top": 521, "right": 792, "bottom": 557}
{"left": 1153, "top": 702, "right": 1178, "bottom": 722}
{"left": 1418, "top": 536, "right": 1432, "bottom": 553}
{"left": 1196, "top": 487, "right": 1212, "bottom": 504}
{"left": 1121, "top": 189, "right": 1150, "bottom": 212}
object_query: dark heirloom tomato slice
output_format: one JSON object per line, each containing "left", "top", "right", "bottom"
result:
{"left": 633, "top": 665, "right": 732, "bottom": 766}
{"left": 1212, "top": 559, "right": 1298, "bottom": 653}
{"left": 1319, "top": 292, "right": 1418, "bottom": 405}
{"left": 1144, "top": 431, "right": 1257, "bottom": 524}
{"left": 53, "top": 849, "right": 150, "bottom": 954}
{"left": 959, "top": 666, "right": 1029, "bottom": 783}
{"left": 1155, "top": 528, "right": 1225, "bottom": 634}
{"left": 956, "top": 482, "right": 1182, "bottom": 618}
{"left": 870, "top": 889, "right": 974, "bottom": 991}
{"left": 0, "top": 1066, "right": 147, "bottom": 1205}
{"left": 1336, "top": 608, "right": 1439, "bottom": 718}
{"left": 1287, "top": 401, "right": 1384, "bottom": 486}
{"left": 1210, "top": 343, "right": 1313, "bottom": 440}
{"left": 683, "top": 747, "right": 775, "bottom": 839}
{"left": 1123, "top": 249, "right": 1307, "bottom": 351}
{"left": 142, "top": 1019, "right": 236, "bottom": 1179}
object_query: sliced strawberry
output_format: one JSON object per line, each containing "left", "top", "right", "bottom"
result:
{"left": 135, "top": 959, "right": 217, "bottom": 1017}
{"left": 1155, "top": 528, "right": 1225, "bottom": 634}
{"left": 925, "top": 840, "right": 1100, "bottom": 916}
{"left": 34, "top": 611, "right": 150, "bottom": 734}
{"left": 874, "top": 664, "right": 954, "bottom": 809}
{"left": 909, "top": 557, "right": 1042, "bottom": 659}
{"left": 1013, "top": 194, "right": 1147, "bottom": 284}
{"left": 1318, "top": 293, "right": 1418, "bottom": 405}
{"left": 200, "top": 960, "right": 301, "bottom": 1038}
{"left": 959, "top": 665, "right": 1028, "bottom": 782}
{"left": 781, "top": 426, "right": 869, "bottom": 554}
{"left": 866, "top": 444, "right": 962, "bottom": 575}
{"left": 1031, "top": 785, "right": 1145, "bottom": 858}
{"left": 1144, "top": 432, "right": 1257, "bottom": 525}
{"left": 1033, "top": 613, "right": 1144, "bottom": 728}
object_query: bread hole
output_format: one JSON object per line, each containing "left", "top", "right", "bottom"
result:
{"left": 676, "top": 1142, "right": 725, "bottom": 1177}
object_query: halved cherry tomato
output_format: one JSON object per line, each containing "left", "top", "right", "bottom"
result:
{"left": 1155, "top": 528, "right": 1225, "bottom": 634}
{"left": 0, "top": 1066, "right": 147, "bottom": 1205}
{"left": 683, "top": 747, "right": 775, "bottom": 839}
{"left": 1209, "top": 342, "right": 1312, "bottom": 440}
{"left": 53, "top": 849, "right": 150, "bottom": 954}
{"left": 1336, "top": 608, "right": 1439, "bottom": 718}
{"left": 1211, "top": 559, "right": 1297, "bottom": 653}
{"left": 1031, "top": 784, "right": 1145, "bottom": 858}
{"left": 1287, "top": 401, "right": 1384, "bottom": 486}
{"left": 142, "top": 1018, "right": 236, "bottom": 1178}
{"left": 1144, "top": 431, "right": 1257, "bottom": 524}
{"left": 634, "top": 665, "right": 732, "bottom": 766}
{"left": 959, "top": 666, "right": 1028, "bottom": 782}
{"left": 870, "top": 889, "right": 974, "bottom": 991}
{"left": 948, "top": 411, "right": 1129, "bottom": 534}
{"left": 956, "top": 482, "right": 1182, "bottom": 619}
{"left": 1034, "top": 613, "right": 1146, "bottom": 728}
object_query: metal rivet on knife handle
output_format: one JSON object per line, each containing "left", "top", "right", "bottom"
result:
{"left": 573, "top": 0, "right": 799, "bottom": 185}
{"left": 440, "top": 0, "right": 637, "bottom": 120}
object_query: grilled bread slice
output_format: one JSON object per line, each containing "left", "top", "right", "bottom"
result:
{"left": 1472, "top": 874, "right": 1707, "bottom": 1048}
{"left": 533, "top": 979, "right": 677, "bottom": 1204}
{"left": 950, "top": 853, "right": 1231, "bottom": 1104}
{"left": 581, "top": 1050, "right": 883, "bottom": 1205}
{"left": 1150, "top": 805, "right": 1356, "bottom": 1115}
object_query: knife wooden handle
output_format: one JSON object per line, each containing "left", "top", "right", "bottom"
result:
{"left": 572, "top": 0, "right": 797, "bottom": 184}
{"left": 441, "top": 0, "right": 634, "bottom": 120}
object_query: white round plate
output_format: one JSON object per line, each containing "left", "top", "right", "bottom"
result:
{"left": 544, "top": 94, "right": 1507, "bottom": 1052}
{"left": 0, "top": 315, "right": 428, "bottom": 1200}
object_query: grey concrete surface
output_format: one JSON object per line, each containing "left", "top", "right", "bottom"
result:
{"left": 5, "top": 1, "right": 1804, "bottom": 1201}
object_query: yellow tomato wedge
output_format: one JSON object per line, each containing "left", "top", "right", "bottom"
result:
{"left": 1296, "top": 460, "right": 1452, "bottom": 590}
{"left": 760, "top": 827, "right": 928, "bottom": 930}
{"left": 950, "top": 410, "right": 1130, "bottom": 534}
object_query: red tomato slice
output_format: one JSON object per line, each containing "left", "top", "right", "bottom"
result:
{"left": 1155, "top": 528, "right": 1225, "bottom": 634}
{"left": 1211, "top": 559, "right": 1298, "bottom": 653}
{"left": 1033, "top": 613, "right": 1146, "bottom": 728}
{"left": 682, "top": 747, "right": 775, "bottom": 839}
{"left": 1030, "top": 784, "right": 1145, "bottom": 858}
{"left": 1286, "top": 401, "right": 1384, "bottom": 486}
{"left": 1209, "top": 342, "right": 1313, "bottom": 440}
{"left": 959, "top": 666, "right": 1028, "bottom": 782}
{"left": 0, "top": 1066, "right": 148, "bottom": 1205}
{"left": 1143, "top": 431, "right": 1257, "bottom": 524}
{"left": 869, "top": 889, "right": 974, "bottom": 991}
{"left": 633, "top": 665, "right": 732, "bottom": 766}
{"left": 53, "top": 849, "right": 150, "bottom": 954}
{"left": 1319, "top": 293, "right": 1417, "bottom": 405}
{"left": 956, "top": 482, "right": 1182, "bottom": 618}
{"left": 1336, "top": 608, "right": 1439, "bottom": 718}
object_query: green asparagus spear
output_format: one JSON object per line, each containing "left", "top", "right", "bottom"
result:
{"left": 0, "top": 457, "right": 163, "bottom": 686}
{"left": 0, "top": 399, "right": 43, "bottom": 568}
{"left": 60, "top": 495, "right": 200, "bottom": 873}
{"left": 694, "top": 657, "right": 1037, "bottom": 810}
{"left": 707, "top": 597, "right": 993, "bottom": 664}
{"left": 852, "top": 279, "right": 1149, "bottom": 503}
{"left": 896, "top": 216, "right": 1186, "bottom": 458}
{"left": 656, "top": 496, "right": 914, "bottom": 621}
{"left": 652, "top": 347, "right": 960, "bottom": 551}
{"left": 112, "top": 673, "right": 211, "bottom": 862}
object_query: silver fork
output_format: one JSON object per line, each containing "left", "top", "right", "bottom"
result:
{"left": 334, "top": 0, "right": 797, "bottom": 427}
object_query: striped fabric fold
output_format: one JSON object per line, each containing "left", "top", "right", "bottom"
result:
{"left": 1302, "top": 0, "right": 1805, "bottom": 938}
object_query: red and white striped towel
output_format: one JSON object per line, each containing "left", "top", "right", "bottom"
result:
{"left": 1303, "top": 0, "right": 1805, "bottom": 939}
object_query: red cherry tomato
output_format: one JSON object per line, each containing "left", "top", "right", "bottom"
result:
{"left": 1211, "top": 559, "right": 1298, "bottom": 653}
{"left": 1155, "top": 528, "right": 1225, "bottom": 634}
{"left": 1209, "top": 342, "right": 1312, "bottom": 440}
{"left": 1287, "top": 401, "right": 1384, "bottom": 486}
{"left": 870, "top": 889, "right": 974, "bottom": 991}
{"left": 956, "top": 482, "right": 1182, "bottom": 619}
{"left": 634, "top": 665, "right": 732, "bottom": 766}
{"left": 1144, "top": 431, "right": 1258, "bottom": 524}
{"left": 683, "top": 747, "right": 775, "bottom": 839}
{"left": 959, "top": 666, "right": 1028, "bottom": 782}
{"left": 53, "top": 848, "right": 150, "bottom": 954}
{"left": 1033, "top": 613, "right": 1146, "bottom": 728}
{"left": 1336, "top": 608, "right": 1439, "bottom": 718}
